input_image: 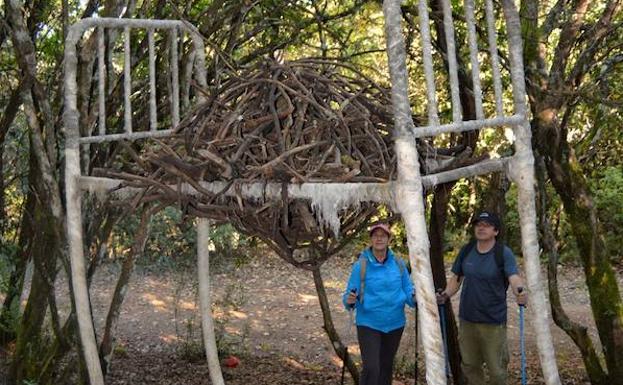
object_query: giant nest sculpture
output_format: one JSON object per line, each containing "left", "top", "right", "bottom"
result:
{"left": 94, "top": 59, "right": 474, "bottom": 267}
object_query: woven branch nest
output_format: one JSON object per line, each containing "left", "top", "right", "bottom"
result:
{"left": 98, "top": 59, "right": 462, "bottom": 261}
{"left": 163, "top": 59, "right": 395, "bottom": 183}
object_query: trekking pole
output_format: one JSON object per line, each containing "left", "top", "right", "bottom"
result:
{"left": 438, "top": 302, "right": 451, "bottom": 378}
{"left": 518, "top": 287, "right": 526, "bottom": 385}
{"left": 341, "top": 288, "right": 357, "bottom": 385}
{"left": 414, "top": 304, "right": 418, "bottom": 383}
{"left": 340, "top": 347, "right": 349, "bottom": 385}
{"left": 348, "top": 289, "right": 357, "bottom": 335}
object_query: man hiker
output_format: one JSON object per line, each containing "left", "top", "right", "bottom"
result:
{"left": 436, "top": 211, "right": 527, "bottom": 385}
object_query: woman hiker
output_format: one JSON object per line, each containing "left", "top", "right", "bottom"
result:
{"left": 343, "top": 223, "right": 416, "bottom": 385}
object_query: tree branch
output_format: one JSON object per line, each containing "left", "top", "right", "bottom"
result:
{"left": 549, "top": 0, "right": 590, "bottom": 88}
{"left": 567, "top": 0, "right": 622, "bottom": 87}
{"left": 541, "top": 0, "right": 569, "bottom": 39}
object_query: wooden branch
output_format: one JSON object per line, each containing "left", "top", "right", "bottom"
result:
{"left": 549, "top": 0, "right": 590, "bottom": 88}
{"left": 567, "top": 0, "right": 622, "bottom": 86}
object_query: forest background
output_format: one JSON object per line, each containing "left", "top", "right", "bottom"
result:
{"left": 0, "top": 0, "right": 622, "bottom": 384}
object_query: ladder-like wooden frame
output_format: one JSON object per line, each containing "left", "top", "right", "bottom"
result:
{"left": 63, "top": 18, "right": 216, "bottom": 385}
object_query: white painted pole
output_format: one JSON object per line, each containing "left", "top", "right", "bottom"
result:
{"left": 383, "top": 1, "right": 446, "bottom": 384}
{"left": 64, "top": 24, "right": 105, "bottom": 385}
{"left": 501, "top": 1, "right": 562, "bottom": 384}
{"left": 197, "top": 218, "right": 226, "bottom": 385}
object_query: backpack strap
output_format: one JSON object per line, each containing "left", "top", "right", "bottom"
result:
{"left": 359, "top": 257, "right": 367, "bottom": 304}
{"left": 398, "top": 258, "right": 406, "bottom": 276}
{"left": 454, "top": 239, "right": 477, "bottom": 278}
{"left": 493, "top": 241, "right": 508, "bottom": 289}
{"left": 455, "top": 239, "right": 507, "bottom": 287}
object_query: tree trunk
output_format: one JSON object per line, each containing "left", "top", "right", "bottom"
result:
{"left": 501, "top": 1, "right": 561, "bottom": 383}
{"left": 9, "top": 191, "right": 60, "bottom": 384}
{"left": 535, "top": 108, "right": 623, "bottom": 380}
{"left": 426, "top": 1, "right": 483, "bottom": 380}
{"left": 4, "top": 9, "right": 69, "bottom": 381}
{"left": 519, "top": 0, "right": 623, "bottom": 379}
{"left": 429, "top": 186, "right": 464, "bottom": 385}
{"left": 311, "top": 265, "right": 360, "bottom": 385}
{"left": 382, "top": 1, "right": 447, "bottom": 384}
{"left": 99, "top": 205, "right": 156, "bottom": 375}
{"left": 0, "top": 84, "right": 23, "bottom": 235}
{"left": 535, "top": 154, "right": 608, "bottom": 384}
{"left": 482, "top": 173, "right": 510, "bottom": 239}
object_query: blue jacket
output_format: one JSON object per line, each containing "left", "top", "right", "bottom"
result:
{"left": 342, "top": 248, "right": 416, "bottom": 333}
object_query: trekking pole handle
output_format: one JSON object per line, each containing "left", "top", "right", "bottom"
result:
{"left": 349, "top": 288, "right": 357, "bottom": 309}
{"left": 436, "top": 288, "right": 448, "bottom": 304}
{"left": 518, "top": 286, "right": 526, "bottom": 308}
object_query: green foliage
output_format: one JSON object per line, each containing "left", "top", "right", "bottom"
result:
{"left": 141, "top": 207, "right": 197, "bottom": 270}
{"left": 446, "top": 179, "right": 474, "bottom": 235}
{"left": 176, "top": 316, "right": 205, "bottom": 363}
{"left": 0, "top": 243, "right": 14, "bottom": 294}
{"left": 593, "top": 167, "right": 623, "bottom": 262}
{"left": 110, "top": 207, "right": 255, "bottom": 272}
{"left": 213, "top": 282, "right": 249, "bottom": 356}
{"left": 0, "top": 243, "right": 20, "bottom": 336}
{"left": 209, "top": 224, "right": 257, "bottom": 273}
{"left": 112, "top": 343, "right": 128, "bottom": 358}
{"left": 502, "top": 168, "right": 623, "bottom": 264}
{"left": 502, "top": 184, "right": 522, "bottom": 255}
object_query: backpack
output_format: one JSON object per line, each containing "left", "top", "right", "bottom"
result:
{"left": 358, "top": 253, "right": 408, "bottom": 304}
{"left": 455, "top": 240, "right": 508, "bottom": 289}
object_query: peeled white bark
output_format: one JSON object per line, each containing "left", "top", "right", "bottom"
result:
{"left": 66, "top": 147, "right": 105, "bottom": 385}
{"left": 64, "top": 22, "right": 105, "bottom": 385}
{"left": 197, "top": 219, "right": 226, "bottom": 385}
{"left": 382, "top": 1, "right": 447, "bottom": 385}
{"left": 395, "top": 139, "right": 448, "bottom": 385}
{"left": 501, "top": 1, "right": 562, "bottom": 384}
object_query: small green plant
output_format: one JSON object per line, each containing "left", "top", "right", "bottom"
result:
{"left": 213, "top": 282, "right": 249, "bottom": 356}
{"left": 177, "top": 318, "right": 204, "bottom": 363}
{"left": 219, "top": 281, "right": 247, "bottom": 311}
{"left": 258, "top": 342, "right": 272, "bottom": 352}
{"left": 113, "top": 343, "right": 128, "bottom": 358}
{"left": 393, "top": 353, "right": 416, "bottom": 380}
{"left": 173, "top": 276, "right": 249, "bottom": 362}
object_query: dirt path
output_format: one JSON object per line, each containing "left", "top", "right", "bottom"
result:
{"left": 79, "top": 252, "right": 621, "bottom": 384}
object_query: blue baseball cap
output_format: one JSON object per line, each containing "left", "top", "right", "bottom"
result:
{"left": 472, "top": 211, "right": 501, "bottom": 230}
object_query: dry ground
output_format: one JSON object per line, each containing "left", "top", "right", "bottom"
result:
{"left": 3, "top": 252, "right": 620, "bottom": 384}
{"left": 86, "top": 253, "right": 617, "bottom": 385}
